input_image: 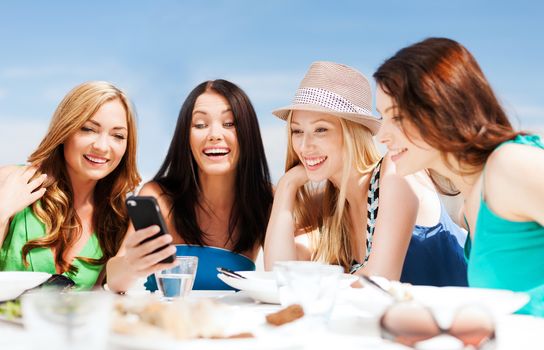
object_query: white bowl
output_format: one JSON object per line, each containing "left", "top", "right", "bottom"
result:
{"left": 217, "top": 271, "right": 357, "bottom": 304}
{"left": 0, "top": 271, "right": 51, "bottom": 301}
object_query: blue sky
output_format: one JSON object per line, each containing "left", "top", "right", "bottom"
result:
{"left": 1, "top": 1, "right": 542, "bottom": 182}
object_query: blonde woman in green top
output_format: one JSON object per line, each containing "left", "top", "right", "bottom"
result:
{"left": 374, "top": 37, "right": 544, "bottom": 316}
{"left": 0, "top": 81, "right": 141, "bottom": 289}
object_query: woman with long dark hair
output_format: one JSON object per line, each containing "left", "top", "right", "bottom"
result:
{"left": 374, "top": 37, "right": 544, "bottom": 316}
{"left": 107, "top": 79, "right": 273, "bottom": 291}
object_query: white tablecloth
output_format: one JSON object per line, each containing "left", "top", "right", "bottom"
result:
{"left": 1, "top": 290, "right": 544, "bottom": 350}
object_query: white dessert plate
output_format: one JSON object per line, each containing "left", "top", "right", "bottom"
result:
{"left": 0, "top": 271, "right": 51, "bottom": 302}
{"left": 217, "top": 271, "right": 358, "bottom": 304}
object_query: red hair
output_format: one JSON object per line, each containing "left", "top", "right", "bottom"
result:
{"left": 374, "top": 37, "right": 522, "bottom": 192}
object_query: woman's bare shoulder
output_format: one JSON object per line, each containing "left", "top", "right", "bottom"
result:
{"left": 138, "top": 181, "right": 165, "bottom": 196}
{"left": 138, "top": 181, "right": 173, "bottom": 212}
{"left": 486, "top": 143, "right": 544, "bottom": 183}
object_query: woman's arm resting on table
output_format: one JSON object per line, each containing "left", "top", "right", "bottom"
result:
{"left": 357, "top": 159, "right": 418, "bottom": 280}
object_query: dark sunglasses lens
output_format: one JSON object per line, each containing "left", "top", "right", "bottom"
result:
{"left": 43, "top": 274, "right": 76, "bottom": 289}
{"left": 450, "top": 307, "right": 495, "bottom": 348}
{"left": 381, "top": 302, "right": 441, "bottom": 346}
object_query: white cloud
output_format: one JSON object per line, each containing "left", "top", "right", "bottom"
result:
{"left": 0, "top": 88, "right": 6, "bottom": 99}
{"left": 0, "top": 119, "right": 48, "bottom": 164}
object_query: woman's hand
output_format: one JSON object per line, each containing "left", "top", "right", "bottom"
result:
{"left": 264, "top": 164, "right": 310, "bottom": 270}
{"left": 106, "top": 225, "right": 177, "bottom": 293}
{"left": 121, "top": 225, "right": 177, "bottom": 277}
{"left": 278, "top": 164, "right": 309, "bottom": 191}
{"left": 0, "top": 165, "right": 47, "bottom": 221}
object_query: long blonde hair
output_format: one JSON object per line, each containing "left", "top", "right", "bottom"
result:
{"left": 286, "top": 113, "right": 381, "bottom": 270}
{"left": 22, "top": 81, "right": 141, "bottom": 274}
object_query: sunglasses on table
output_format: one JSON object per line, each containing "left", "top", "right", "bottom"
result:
{"left": 24, "top": 274, "right": 76, "bottom": 295}
{"left": 380, "top": 301, "right": 496, "bottom": 349}
{"left": 41, "top": 274, "right": 76, "bottom": 290}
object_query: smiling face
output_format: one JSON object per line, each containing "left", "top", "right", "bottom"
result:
{"left": 290, "top": 110, "right": 344, "bottom": 183}
{"left": 190, "top": 91, "right": 239, "bottom": 176}
{"left": 375, "top": 85, "right": 441, "bottom": 176}
{"left": 63, "top": 98, "right": 128, "bottom": 184}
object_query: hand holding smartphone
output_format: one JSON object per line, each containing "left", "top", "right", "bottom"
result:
{"left": 125, "top": 196, "right": 175, "bottom": 264}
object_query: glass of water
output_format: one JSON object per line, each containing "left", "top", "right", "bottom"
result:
{"left": 155, "top": 256, "right": 198, "bottom": 300}
{"left": 275, "top": 261, "right": 343, "bottom": 321}
{"left": 22, "top": 290, "right": 113, "bottom": 350}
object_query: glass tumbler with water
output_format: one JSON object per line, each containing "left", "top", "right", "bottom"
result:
{"left": 275, "top": 261, "right": 343, "bottom": 321}
{"left": 22, "top": 290, "right": 113, "bottom": 350}
{"left": 155, "top": 256, "right": 198, "bottom": 300}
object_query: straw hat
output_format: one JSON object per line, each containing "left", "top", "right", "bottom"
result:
{"left": 272, "top": 61, "right": 381, "bottom": 135}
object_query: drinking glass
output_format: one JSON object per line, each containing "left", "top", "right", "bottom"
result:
{"left": 274, "top": 261, "right": 343, "bottom": 321}
{"left": 155, "top": 256, "right": 198, "bottom": 300}
{"left": 21, "top": 290, "right": 113, "bottom": 350}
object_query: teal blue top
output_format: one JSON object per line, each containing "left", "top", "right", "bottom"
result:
{"left": 0, "top": 206, "right": 104, "bottom": 290}
{"left": 468, "top": 134, "right": 544, "bottom": 317}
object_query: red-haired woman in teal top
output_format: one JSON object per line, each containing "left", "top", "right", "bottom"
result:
{"left": 374, "top": 37, "right": 544, "bottom": 316}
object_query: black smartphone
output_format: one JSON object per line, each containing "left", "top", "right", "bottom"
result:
{"left": 125, "top": 196, "right": 175, "bottom": 263}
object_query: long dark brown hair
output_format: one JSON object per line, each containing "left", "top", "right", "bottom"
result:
{"left": 374, "top": 37, "right": 522, "bottom": 193}
{"left": 23, "top": 81, "right": 141, "bottom": 274}
{"left": 154, "top": 79, "right": 273, "bottom": 253}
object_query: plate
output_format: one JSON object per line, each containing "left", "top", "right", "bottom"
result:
{"left": 109, "top": 301, "right": 302, "bottom": 350}
{"left": 409, "top": 285, "right": 530, "bottom": 316}
{"left": 341, "top": 283, "right": 530, "bottom": 319}
{"left": 0, "top": 272, "right": 51, "bottom": 302}
{"left": 217, "top": 271, "right": 358, "bottom": 304}
{"left": 109, "top": 333, "right": 302, "bottom": 350}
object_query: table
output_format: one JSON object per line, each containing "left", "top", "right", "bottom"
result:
{"left": 1, "top": 290, "right": 543, "bottom": 349}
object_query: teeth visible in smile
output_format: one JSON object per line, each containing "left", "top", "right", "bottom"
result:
{"left": 390, "top": 148, "right": 407, "bottom": 156}
{"left": 85, "top": 155, "right": 107, "bottom": 164}
{"left": 305, "top": 157, "right": 327, "bottom": 166}
{"left": 204, "top": 148, "right": 229, "bottom": 156}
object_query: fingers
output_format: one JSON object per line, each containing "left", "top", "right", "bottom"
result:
{"left": 124, "top": 225, "right": 160, "bottom": 249}
{"left": 129, "top": 244, "right": 177, "bottom": 277}
{"left": 137, "top": 233, "right": 173, "bottom": 258}
{"left": 123, "top": 226, "right": 175, "bottom": 273}
{"left": 139, "top": 260, "right": 178, "bottom": 277}
{"left": 29, "top": 187, "right": 47, "bottom": 203}
{"left": 137, "top": 246, "right": 177, "bottom": 275}
{"left": 126, "top": 225, "right": 172, "bottom": 251}
{"left": 27, "top": 173, "right": 48, "bottom": 192}
{"left": 21, "top": 166, "right": 39, "bottom": 182}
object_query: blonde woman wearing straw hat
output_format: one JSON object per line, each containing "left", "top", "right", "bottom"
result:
{"left": 264, "top": 62, "right": 467, "bottom": 286}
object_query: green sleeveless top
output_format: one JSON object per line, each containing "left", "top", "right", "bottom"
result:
{"left": 0, "top": 206, "right": 104, "bottom": 290}
{"left": 468, "top": 134, "right": 544, "bottom": 317}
